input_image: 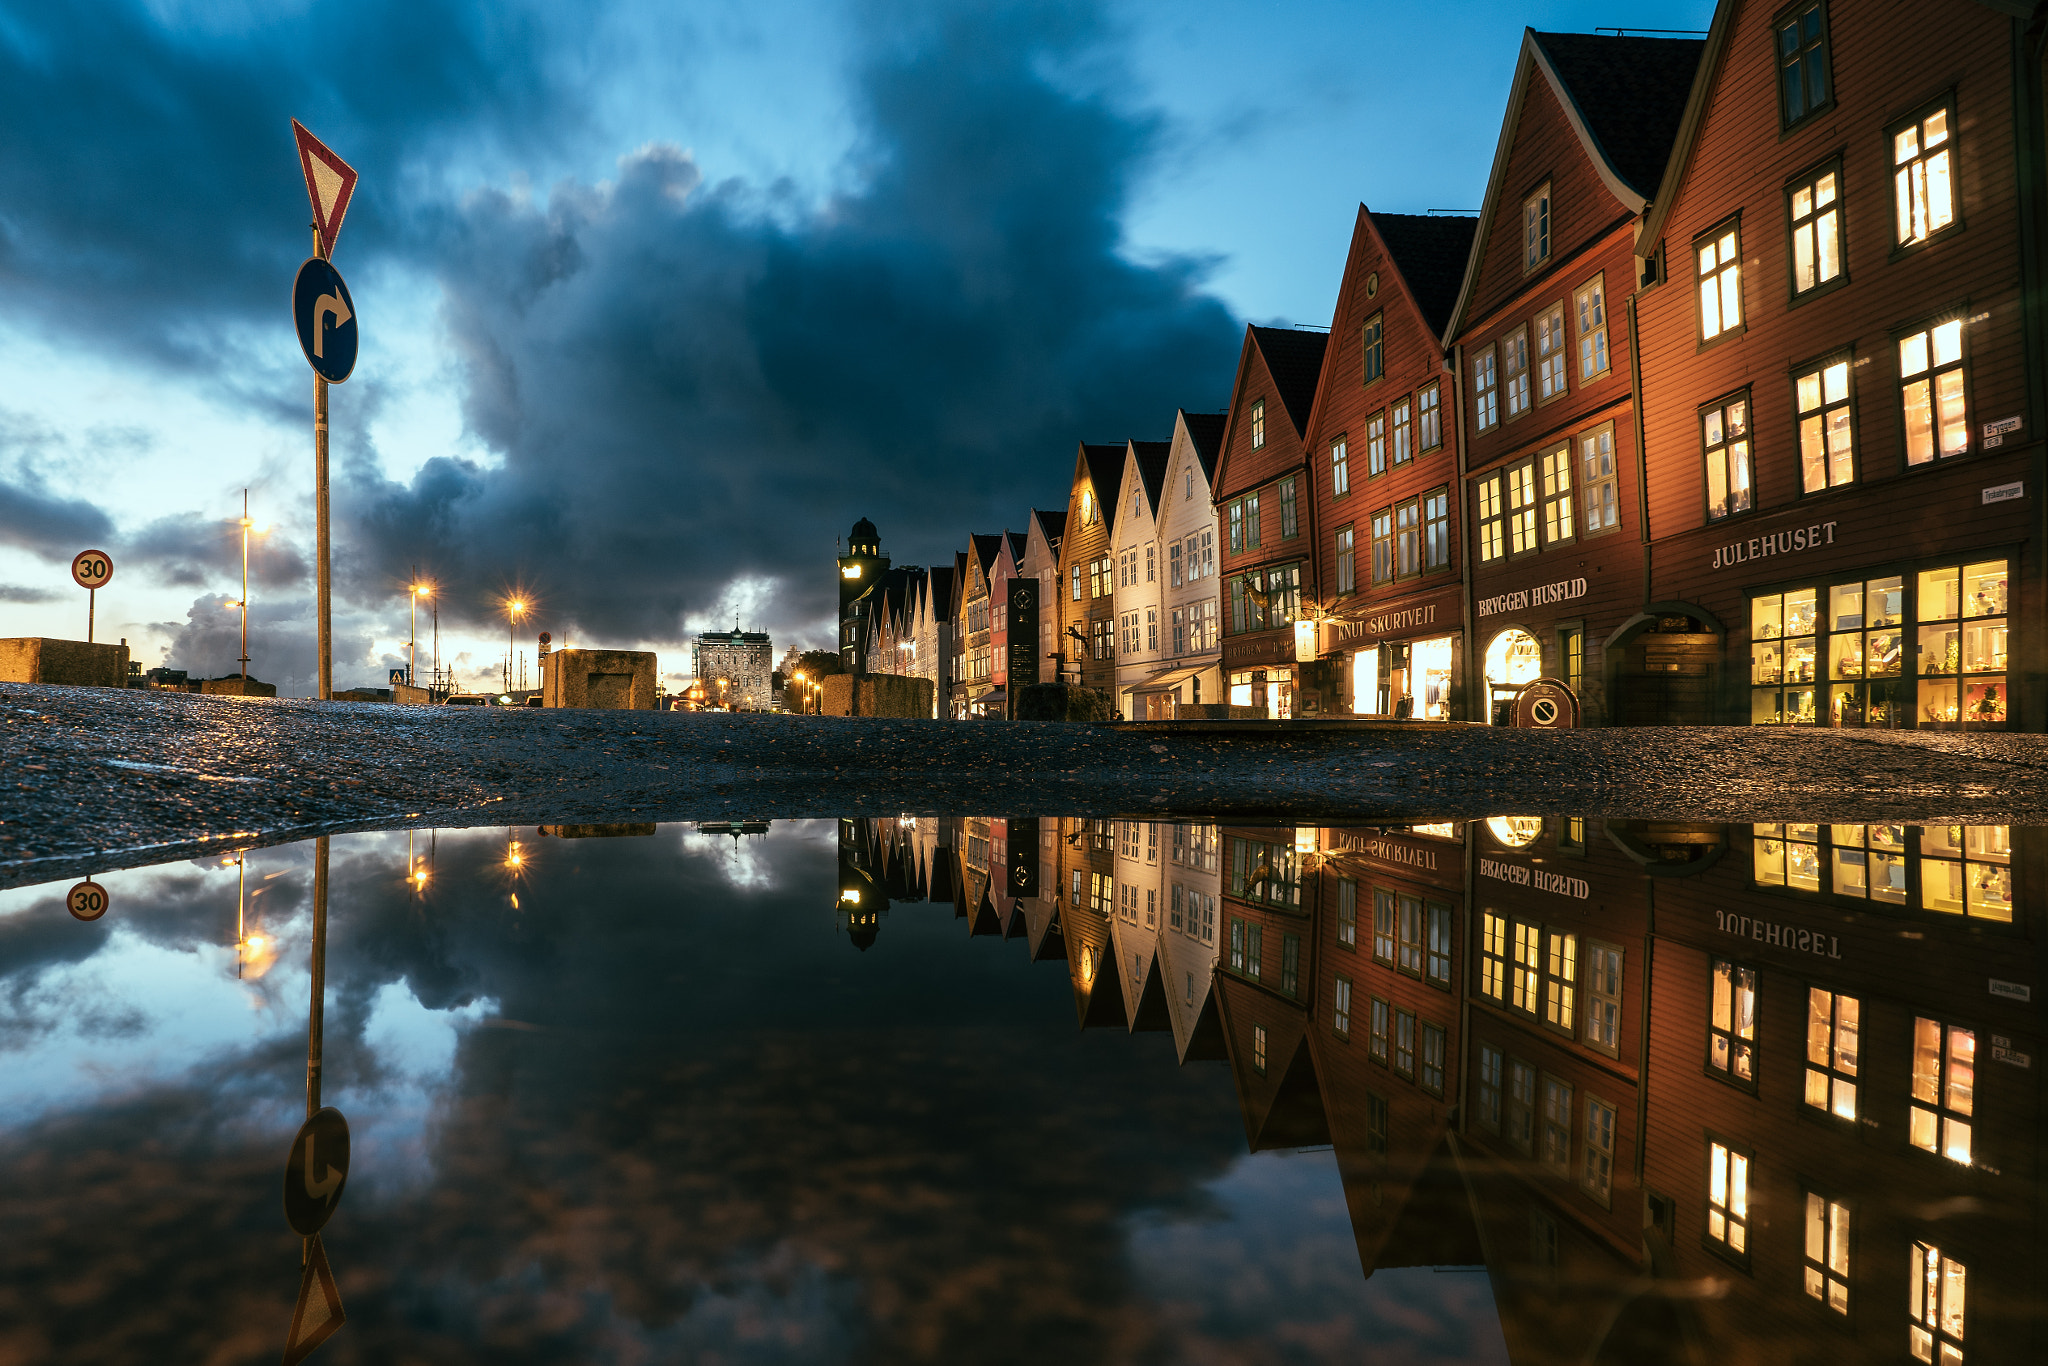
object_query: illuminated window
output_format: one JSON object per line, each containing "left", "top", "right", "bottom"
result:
{"left": 1803, "top": 1191, "right": 1850, "bottom": 1314}
{"left": 1922, "top": 824, "right": 2011, "bottom": 921}
{"left": 1334, "top": 975, "right": 1352, "bottom": 1035}
{"left": 1575, "top": 274, "right": 1609, "bottom": 379}
{"left": 1696, "top": 221, "right": 1743, "bottom": 342}
{"left": 1473, "top": 345, "right": 1499, "bottom": 432}
{"left": 1893, "top": 101, "right": 1956, "bottom": 248}
{"left": 1362, "top": 313, "right": 1384, "bottom": 385}
{"left": 1909, "top": 1241, "right": 1966, "bottom": 1364}
{"left": 1805, "top": 987, "right": 1861, "bottom": 1119}
{"left": 1910, "top": 1017, "right": 1974, "bottom": 1164}
{"left": 1831, "top": 822, "right": 1907, "bottom": 902}
{"left": 1899, "top": 319, "right": 1968, "bottom": 465}
{"left": 1331, "top": 436, "right": 1350, "bottom": 496}
{"left": 1475, "top": 473, "right": 1504, "bottom": 563}
{"left": 1540, "top": 444, "right": 1574, "bottom": 546}
{"left": 1506, "top": 459, "right": 1537, "bottom": 554}
{"left": 1252, "top": 1022, "right": 1267, "bottom": 1073}
{"left": 1585, "top": 943, "right": 1622, "bottom": 1055}
{"left": 1536, "top": 302, "right": 1568, "bottom": 401}
{"left": 1709, "top": 959, "right": 1757, "bottom": 1087}
{"left": 1544, "top": 930, "right": 1578, "bottom": 1032}
{"left": 1480, "top": 911, "right": 1508, "bottom": 1002}
{"left": 1418, "top": 383, "right": 1443, "bottom": 449}
{"left": 1250, "top": 399, "right": 1266, "bottom": 449}
{"left": 1789, "top": 164, "right": 1843, "bottom": 295}
{"left": 1703, "top": 393, "right": 1753, "bottom": 521}
{"left": 1797, "top": 356, "right": 1854, "bottom": 491}
{"left": 1337, "top": 878, "right": 1358, "bottom": 947}
{"left": 1512, "top": 921, "right": 1541, "bottom": 1015}
{"left": 1705, "top": 1138, "right": 1751, "bottom": 1259}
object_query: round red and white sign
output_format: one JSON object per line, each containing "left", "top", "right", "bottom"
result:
{"left": 70, "top": 549, "right": 114, "bottom": 590}
{"left": 67, "top": 881, "right": 110, "bottom": 921}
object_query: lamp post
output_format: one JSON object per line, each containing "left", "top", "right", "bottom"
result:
{"left": 504, "top": 597, "right": 528, "bottom": 693}
{"left": 792, "top": 670, "right": 805, "bottom": 715}
{"left": 410, "top": 580, "right": 435, "bottom": 693}
{"left": 238, "top": 490, "right": 252, "bottom": 679}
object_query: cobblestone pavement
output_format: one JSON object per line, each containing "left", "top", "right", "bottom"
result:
{"left": 5, "top": 682, "right": 2048, "bottom": 888}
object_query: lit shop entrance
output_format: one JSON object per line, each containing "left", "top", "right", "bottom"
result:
{"left": 1229, "top": 668, "right": 1295, "bottom": 719}
{"left": 1352, "top": 636, "right": 1456, "bottom": 718}
{"left": 1482, "top": 628, "right": 1543, "bottom": 724}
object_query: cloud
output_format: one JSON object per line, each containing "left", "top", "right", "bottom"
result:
{"left": 0, "top": 585, "right": 62, "bottom": 604}
{"left": 345, "top": 2, "right": 1240, "bottom": 649}
{"left": 0, "top": 470, "right": 115, "bottom": 559}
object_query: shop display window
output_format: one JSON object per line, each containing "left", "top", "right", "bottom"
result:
{"left": 1753, "top": 822, "right": 2011, "bottom": 921}
{"left": 1829, "top": 823, "right": 1907, "bottom": 904}
{"left": 1921, "top": 824, "right": 2012, "bottom": 922}
{"left": 1753, "top": 823, "right": 1823, "bottom": 892}
{"left": 1484, "top": 628, "right": 1544, "bottom": 724}
{"left": 1751, "top": 559, "right": 2006, "bottom": 728}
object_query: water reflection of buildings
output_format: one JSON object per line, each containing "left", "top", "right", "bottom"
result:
{"left": 839, "top": 812, "right": 2044, "bottom": 1362}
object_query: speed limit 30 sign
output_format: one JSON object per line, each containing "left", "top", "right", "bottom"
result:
{"left": 67, "top": 881, "right": 110, "bottom": 921}
{"left": 71, "top": 550, "right": 114, "bottom": 590}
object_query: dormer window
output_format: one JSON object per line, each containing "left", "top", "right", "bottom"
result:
{"left": 1524, "top": 182, "right": 1551, "bottom": 271}
{"left": 1250, "top": 400, "right": 1266, "bottom": 449}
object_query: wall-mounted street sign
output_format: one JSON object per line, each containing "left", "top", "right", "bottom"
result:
{"left": 283, "top": 1106, "right": 351, "bottom": 1236}
{"left": 294, "top": 258, "right": 358, "bottom": 383}
{"left": 292, "top": 120, "right": 359, "bottom": 260}
{"left": 66, "top": 880, "right": 109, "bottom": 921}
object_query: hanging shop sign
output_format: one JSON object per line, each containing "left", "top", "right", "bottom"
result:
{"left": 1477, "top": 576, "right": 1586, "bottom": 618}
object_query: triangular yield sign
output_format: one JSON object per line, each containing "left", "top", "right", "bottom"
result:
{"left": 291, "top": 120, "right": 359, "bottom": 260}
{"left": 282, "top": 1234, "right": 346, "bottom": 1365}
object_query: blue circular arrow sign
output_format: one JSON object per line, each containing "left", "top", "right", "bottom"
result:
{"left": 283, "top": 1106, "right": 351, "bottom": 1235}
{"left": 293, "top": 258, "right": 358, "bottom": 383}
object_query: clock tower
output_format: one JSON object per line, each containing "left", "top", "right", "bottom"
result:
{"left": 838, "top": 517, "right": 889, "bottom": 671}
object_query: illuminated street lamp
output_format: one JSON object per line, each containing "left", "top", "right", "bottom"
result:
{"left": 792, "top": 670, "right": 805, "bottom": 715}
{"left": 411, "top": 579, "right": 438, "bottom": 693}
{"left": 504, "top": 596, "right": 529, "bottom": 692}
{"left": 235, "top": 489, "right": 260, "bottom": 679}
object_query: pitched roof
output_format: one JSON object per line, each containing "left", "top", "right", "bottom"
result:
{"left": 1081, "top": 442, "right": 1126, "bottom": 533}
{"left": 970, "top": 532, "right": 1002, "bottom": 577}
{"left": 1247, "top": 327, "right": 1328, "bottom": 439}
{"left": 1178, "top": 410, "right": 1227, "bottom": 483}
{"left": 1005, "top": 530, "right": 1028, "bottom": 565}
{"left": 1033, "top": 507, "right": 1066, "bottom": 547}
{"left": 1532, "top": 31, "right": 1705, "bottom": 203}
{"left": 1130, "top": 440, "right": 1171, "bottom": 514}
{"left": 922, "top": 566, "right": 953, "bottom": 622}
{"left": 1368, "top": 212, "right": 1479, "bottom": 338}
{"left": 950, "top": 551, "right": 968, "bottom": 614}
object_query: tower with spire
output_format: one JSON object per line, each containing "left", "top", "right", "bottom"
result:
{"left": 838, "top": 517, "right": 889, "bottom": 672}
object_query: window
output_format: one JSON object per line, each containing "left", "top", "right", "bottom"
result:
{"left": 1371, "top": 507, "right": 1395, "bottom": 585}
{"left": 1228, "top": 917, "right": 1245, "bottom": 971}
{"left": 1228, "top": 500, "right": 1244, "bottom": 553}
{"left": 1923, "top": 824, "right": 2012, "bottom": 920}
{"left": 1697, "top": 222, "right": 1743, "bottom": 342}
{"left": 1805, "top": 987, "right": 1861, "bottom": 1120}
{"left": 1709, "top": 959, "right": 1758, "bottom": 1087}
{"left": 1480, "top": 912, "right": 1508, "bottom": 1002}
{"left": 1832, "top": 822, "right": 1907, "bottom": 902}
{"left": 1909, "top": 1241, "right": 1966, "bottom": 1364}
{"left": 1503, "top": 325, "right": 1531, "bottom": 419}
{"left": 1797, "top": 356, "right": 1854, "bottom": 491}
{"left": 1420, "top": 1022, "right": 1445, "bottom": 1095}
{"left": 1544, "top": 930, "right": 1578, "bottom": 1033}
{"left": 1423, "top": 488, "right": 1451, "bottom": 571}
{"left": 1081, "top": 490, "right": 1097, "bottom": 525}
{"left": 1476, "top": 473, "right": 1505, "bottom": 563}
{"left": 1536, "top": 302, "right": 1568, "bottom": 402}
{"left": 1803, "top": 1191, "right": 1850, "bottom": 1314}
{"left": 1910, "top": 1017, "right": 1974, "bottom": 1164}
{"left": 1169, "top": 541, "right": 1183, "bottom": 587}
{"left": 1170, "top": 883, "right": 1184, "bottom": 931}
{"left": 1366, "top": 410, "right": 1388, "bottom": 477}
{"left": 1244, "top": 491, "right": 1260, "bottom": 548}
{"left": 1425, "top": 903, "right": 1451, "bottom": 987}
{"left": 1418, "top": 384, "right": 1442, "bottom": 450}
{"left": 1391, "top": 399, "right": 1413, "bottom": 465}
{"left": 1331, "top": 436, "right": 1350, "bottom": 496}
{"left": 1579, "top": 424, "right": 1619, "bottom": 534}
{"left": 1477, "top": 1045, "right": 1503, "bottom": 1131}
{"left": 1512, "top": 920, "right": 1541, "bottom": 1015}
{"left": 1146, "top": 608, "right": 1157, "bottom": 652}
{"left": 1335, "top": 524, "right": 1356, "bottom": 593}
{"left": 1337, "top": 878, "right": 1357, "bottom": 946}
{"left": 1334, "top": 976, "right": 1352, "bottom": 1035}
{"left": 1506, "top": 1059, "right": 1537, "bottom": 1154}
{"left": 1394, "top": 1008, "right": 1416, "bottom": 1078}
{"left": 1778, "top": 2, "right": 1832, "bottom": 126}
{"left": 1280, "top": 934, "right": 1300, "bottom": 997}
{"left": 1250, "top": 399, "right": 1266, "bottom": 449}
{"left": 1900, "top": 319, "right": 1968, "bottom": 465}
{"left": 1706, "top": 1138, "right": 1751, "bottom": 1259}
{"left": 1585, "top": 943, "right": 1621, "bottom": 1055}
{"left": 1583, "top": 1097, "right": 1616, "bottom": 1205}
{"left": 1070, "top": 564, "right": 1082, "bottom": 600}
{"left": 1396, "top": 893, "right": 1424, "bottom": 976}
{"left": 1279, "top": 476, "right": 1298, "bottom": 538}
{"left": 1523, "top": 182, "right": 1551, "bottom": 270}
{"left": 1185, "top": 467, "right": 1193, "bottom": 501}
{"left": 1091, "top": 555, "right": 1111, "bottom": 598}
{"left": 1538, "top": 445, "right": 1574, "bottom": 547}
{"left": 1396, "top": 498, "right": 1421, "bottom": 578}
{"left": 1368, "top": 996, "right": 1390, "bottom": 1063}
{"left": 1506, "top": 459, "right": 1538, "bottom": 555}
{"left": 1703, "top": 394, "right": 1754, "bottom": 521}
{"left": 1893, "top": 101, "right": 1956, "bottom": 248}
{"left": 1575, "top": 275, "right": 1609, "bottom": 379}
{"left": 1789, "top": 165, "right": 1844, "bottom": 297}
{"left": 1541, "top": 1076, "right": 1572, "bottom": 1171}
{"left": 1253, "top": 1022, "right": 1268, "bottom": 1073}
{"left": 1362, "top": 312, "right": 1384, "bottom": 385}
{"left": 1092, "top": 618, "right": 1112, "bottom": 660}
{"left": 1371, "top": 888, "right": 1396, "bottom": 964}
{"left": 1918, "top": 559, "right": 2008, "bottom": 725}
{"left": 1474, "top": 345, "right": 1499, "bottom": 432}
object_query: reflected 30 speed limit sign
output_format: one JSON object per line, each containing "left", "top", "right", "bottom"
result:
{"left": 67, "top": 881, "right": 110, "bottom": 921}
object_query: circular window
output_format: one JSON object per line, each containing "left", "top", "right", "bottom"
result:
{"left": 1486, "top": 816, "right": 1544, "bottom": 848}
{"left": 1365, "top": 272, "right": 1380, "bottom": 297}
{"left": 1484, "top": 628, "right": 1544, "bottom": 687}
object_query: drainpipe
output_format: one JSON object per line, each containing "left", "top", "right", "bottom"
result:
{"left": 1451, "top": 346, "right": 1480, "bottom": 722}
{"left": 1626, "top": 291, "right": 1654, "bottom": 724}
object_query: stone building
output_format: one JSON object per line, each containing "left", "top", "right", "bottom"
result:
{"left": 692, "top": 628, "right": 774, "bottom": 710}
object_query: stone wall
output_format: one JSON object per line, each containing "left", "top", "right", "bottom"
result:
{"left": 819, "top": 673, "right": 935, "bottom": 718}
{"left": 542, "top": 649, "right": 659, "bottom": 710}
{"left": 0, "top": 638, "right": 130, "bottom": 688}
{"left": 1014, "top": 683, "right": 1117, "bottom": 722}
{"left": 200, "top": 677, "right": 278, "bottom": 698}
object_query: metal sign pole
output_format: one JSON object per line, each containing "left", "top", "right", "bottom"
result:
{"left": 307, "top": 834, "right": 328, "bottom": 1116}
{"left": 87, "top": 587, "right": 95, "bottom": 644}
{"left": 314, "top": 223, "right": 332, "bottom": 701}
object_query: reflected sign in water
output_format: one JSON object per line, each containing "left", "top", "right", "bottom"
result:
{"left": 0, "top": 813, "right": 2039, "bottom": 1364}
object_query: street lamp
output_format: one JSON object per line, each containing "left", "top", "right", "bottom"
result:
{"left": 792, "top": 670, "right": 805, "bottom": 715}
{"left": 237, "top": 490, "right": 253, "bottom": 679}
{"left": 504, "top": 596, "right": 529, "bottom": 693}
{"left": 411, "top": 580, "right": 437, "bottom": 694}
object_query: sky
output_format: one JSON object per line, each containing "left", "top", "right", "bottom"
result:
{"left": 0, "top": 0, "right": 1715, "bottom": 692}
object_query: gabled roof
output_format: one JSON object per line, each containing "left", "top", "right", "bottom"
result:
{"left": 1081, "top": 442, "right": 1126, "bottom": 534}
{"left": 1005, "top": 530, "right": 1028, "bottom": 565}
{"left": 1178, "top": 410, "right": 1227, "bottom": 483}
{"left": 1368, "top": 212, "right": 1479, "bottom": 338}
{"left": 1130, "top": 440, "right": 1171, "bottom": 516}
{"left": 1248, "top": 327, "right": 1328, "bottom": 439}
{"left": 923, "top": 565, "right": 953, "bottom": 624}
{"left": 1033, "top": 507, "right": 1066, "bottom": 547}
{"left": 1442, "top": 28, "right": 1705, "bottom": 342}
{"left": 950, "top": 551, "right": 969, "bottom": 614}
{"left": 970, "top": 532, "right": 1002, "bottom": 578}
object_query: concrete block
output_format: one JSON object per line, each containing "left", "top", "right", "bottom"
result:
{"left": 200, "top": 676, "right": 278, "bottom": 698}
{"left": 818, "top": 673, "right": 935, "bottom": 718}
{"left": 0, "top": 638, "right": 130, "bottom": 688}
{"left": 392, "top": 683, "right": 435, "bottom": 705}
{"left": 542, "top": 649, "right": 658, "bottom": 710}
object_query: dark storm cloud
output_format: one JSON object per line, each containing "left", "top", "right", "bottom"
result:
{"left": 0, "top": 469, "right": 115, "bottom": 557}
{"left": 127, "top": 511, "right": 310, "bottom": 590}
{"left": 348, "top": 3, "right": 1241, "bottom": 646}
{"left": 0, "top": 584, "right": 61, "bottom": 604}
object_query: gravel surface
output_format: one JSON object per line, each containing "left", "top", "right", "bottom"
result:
{"left": 5, "top": 682, "right": 2048, "bottom": 889}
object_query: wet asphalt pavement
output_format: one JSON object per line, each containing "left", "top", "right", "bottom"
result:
{"left": 6, "top": 681, "right": 2048, "bottom": 889}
